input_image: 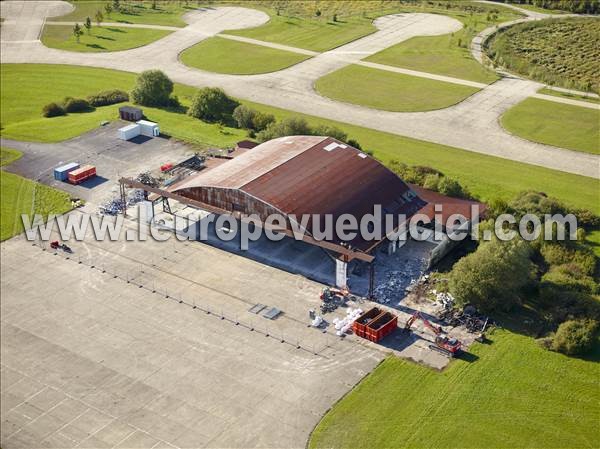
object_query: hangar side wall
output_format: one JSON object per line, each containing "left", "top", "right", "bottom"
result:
{"left": 177, "top": 187, "right": 282, "bottom": 221}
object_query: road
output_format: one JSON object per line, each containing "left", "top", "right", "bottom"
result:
{"left": 0, "top": 1, "right": 598, "bottom": 178}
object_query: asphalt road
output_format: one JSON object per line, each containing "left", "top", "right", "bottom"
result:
{"left": 1, "top": 1, "right": 598, "bottom": 178}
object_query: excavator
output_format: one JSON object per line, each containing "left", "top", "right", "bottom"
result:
{"left": 405, "top": 311, "right": 462, "bottom": 357}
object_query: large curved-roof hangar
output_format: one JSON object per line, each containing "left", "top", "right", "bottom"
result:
{"left": 172, "top": 136, "right": 427, "bottom": 253}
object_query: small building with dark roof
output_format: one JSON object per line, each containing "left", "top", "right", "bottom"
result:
{"left": 119, "top": 106, "right": 143, "bottom": 122}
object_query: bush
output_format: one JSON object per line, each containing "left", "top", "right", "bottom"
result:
{"left": 42, "top": 102, "right": 66, "bottom": 117}
{"left": 188, "top": 87, "right": 239, "bottom": 122}
{"left": 63, "top": 97, "right": 91, "bottom": 113}
{"left": 438, "top": 176, "right": 470, "bottom": 199}
{"left": 422, "top": 173, "right": 440, "bottom": 191}
{"left": 87, "top": 89, "right": 129, "bottom": 107}
{"left": 232, "top": 105, "right": 256, "bottom": 129}
{"left": 540, "top": 244, "right": 596, "bottom": 276}
{"left": 449, "top": 239, "right": 534, "bottom": 312}
{"left": 312, "top": 124, "right": 347, "bottom": 142}
{"left": 541, "top": 267, "right": 597, "bottom": 294}
{"left": 551, "top": 319, "right": 598, "bottom": 355}
{"left": 131, "top": 70, "right": 173, "bottom": 107}
{"left": 252, "top": 112, "right": 275, "bottom": 132}
{"left": 257, "top": 117, "right": 311, "bottom": 142}
{"left": 347, "top": 139, "right": 362, "bottom": 150}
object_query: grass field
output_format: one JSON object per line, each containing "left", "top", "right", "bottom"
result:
{"left": 501, "top": 98, "right": 600, "bottom": 155}
{"left": 363, "top": 3, "right": 523, "bottom": 84}
{"left": 41, "top": 24, "right": 171, "bottom": 52}
{"left": 224, "top": 13, "right": 378, "bottom": 52}
{"left": 47, "top": 0, "right": 189, "bottom": 27}
{"left": 486, "top": 18, "right": 600, "bottom": 93}
{"left": 2, "top": 64, "right": 598, "bottom": 214}
{"left": 538, "top": 88, "right": 600, "bottom": 104}
{"left": 315, "top": 65, "right": 480, "bottom": 112}
{"left": 0, "top": 64, "right": 247, "bottom": 146}
{"left": 309, "top": 330, "right": 599, "bottom": 449}
{"left": 0, "top": 148, "right": 72, "bottom": 241}
{"left": 180, "top": 37, "right": 310, "bottom": 74}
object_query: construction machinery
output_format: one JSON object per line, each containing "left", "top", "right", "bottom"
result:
{"left": 405, "top": 311, "right": 462, "bottom": 357}
{"left": 320, "top": 287, "right": 353, "bottom": 313}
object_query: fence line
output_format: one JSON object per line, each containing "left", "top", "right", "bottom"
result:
{"left": 33, "top": 240, "right": 347, "bottom": 356}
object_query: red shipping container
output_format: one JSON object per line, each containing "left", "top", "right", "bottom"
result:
{"left": 352, "top": 307, "right": 384, "bottom": 338}
{"left": 364, "top": 312, "right": 398, "bottom": 343}
{"left": 68, "top": 165, "right": 96, "bottom": 184}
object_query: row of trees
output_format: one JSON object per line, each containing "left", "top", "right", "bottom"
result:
{"left": 446, "top": 191, "right": 599, "bottom": 356}
{"left": 129, "top": 70, "right": 364, "bottom": 148}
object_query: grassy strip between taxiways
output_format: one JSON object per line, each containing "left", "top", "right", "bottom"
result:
{"left": 314, "top": 64, "right": 481, "bottom": 112}
{"left": 47, "top": 0, "right": 190, "bottom": 27}
{"left": 0, "top": 148, "right": 72, "bottom": 241}
{"left": 1, "top": 64, "right": 598, "bottom": 214}
{"left": 41, "top": 24, "right": 172, "bottom": 53}
{"left": 179, "top": 36, "right": 311, "bottom": 75}
{"left": 501, "top": 97, "right": 600, "bottom": 155}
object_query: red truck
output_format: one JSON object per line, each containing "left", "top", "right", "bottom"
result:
{"left": 68, "top": 165, "right": 96, "bottom": 184}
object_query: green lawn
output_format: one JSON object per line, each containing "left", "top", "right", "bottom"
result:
{"left": 366, "top": 32, "right": 499, "bottom": 84}
{"left": 501, "top": 98, "right": 600, "bottom": 155}
{"left": 362, "top": 2, "right": 524, "bottom": 85}
{"left": 2, "top": 64, "right": 598, "bottom": 214}
{"left": 0, "top": 64, "right": 247, "bottom": 146}
{"left": 224, "top": 13, "right": 379, "bottom": 53}
{"left": 41, "top": 24, "right": 172, "bottom": 52}
{"left": 0, "top": 148, "right": 72, "bottom": 241}
{"left": 47, "top": 0, "right": 189, "bottom": 27}
{"left": 310, "top": 330, "right": 599, "bottom": 449}
{"left": 315, "top": 65, "right": 480, "bottom": 112}
{"left": 538, "top": 87, "right": 600, "bottom": 104}
{"left": 180, "top": 37, "right": 310, "bottom": 75}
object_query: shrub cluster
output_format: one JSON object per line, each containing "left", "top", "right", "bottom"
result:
{"left": 63, "top": 97, "right": 91, "bottom": 113}
{"left": 549, "top": 319, "right": 598, "bottom": 355}
{"left": 42, "top": 102, "right": 66, "bottom": 118}
{"left": 447, "top": 188, "right": 600, "bottom": 357}
{"left": 87, "top": 89, "right": 129, "bottom": 107}
{"left": 185, "top": 87, "right": 364, "bottom": 149}
{"left": 387, "top": 160, "right": 473, "bottom": 199}
{"left": 188, "top": 87, "right": 240, "bottom": 123}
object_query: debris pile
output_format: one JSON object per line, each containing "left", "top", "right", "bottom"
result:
{"left": 99, "top": 189, "right": 146, "bottom": 215}
{"left": 438, "top": 306, "right": 490, "bottom": 334}
{"left": 333, "top": 308, "right": 363, "bottom": 336}
{"left": 136, "top": 171, "right": 160, "bottom": 188}
{"left": 433, "top": 290, "right": 455, "bottom": 309}
{"left": 372, "top": 256, "right": 429, "bottom": 304}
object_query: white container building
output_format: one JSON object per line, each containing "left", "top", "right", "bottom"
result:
{"left": 118, "top": 124, "right": 141, "bottom": 141}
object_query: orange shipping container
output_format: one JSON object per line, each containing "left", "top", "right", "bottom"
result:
{"left": 68, "top": 165, "right": 96, "bottom": 184}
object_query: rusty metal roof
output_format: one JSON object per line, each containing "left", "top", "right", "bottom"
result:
{"left": 174, "top": 136, "right": 427, "bottom": 251}
{"left": 411, "top": 184, "right": 487, "bottom": 227}
{"left": 174, "top": 136, "right": 326, "bottom": 190}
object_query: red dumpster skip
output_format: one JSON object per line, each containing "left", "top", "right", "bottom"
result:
{"left": 365, "top": 311, "right": 398, "bottom": 343}
{"left": 352, "top": 307, "right": 384, "bottom": 338}
{"left": 68, "top": 165, "right": 96, "bottom": 184}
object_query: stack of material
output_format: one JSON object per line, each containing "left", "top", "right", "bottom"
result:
{"left": 99, "top": 189, "right": 146, "bottom": 215}
{"left": 333, "top": 308, "right": 363, "bottom": 337}
{"left": 136, "top": 171, "right": 160, "bottom": 188}
{"left": 438, "top": 306, "right": 490, "bottom": 334}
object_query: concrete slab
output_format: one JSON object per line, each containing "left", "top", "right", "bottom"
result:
{"left": 1, "top": 226, "right": 383, "bottom": 449}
